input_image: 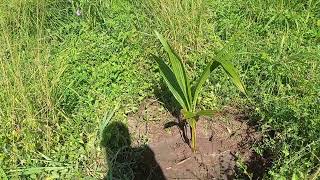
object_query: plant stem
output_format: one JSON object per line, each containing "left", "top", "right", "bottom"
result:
{"left": 191, "top": 119, "right": 196, "bottom": 152}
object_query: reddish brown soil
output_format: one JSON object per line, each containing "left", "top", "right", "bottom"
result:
{"left": 127, "top": 99, "right": 263, "bottom": 179}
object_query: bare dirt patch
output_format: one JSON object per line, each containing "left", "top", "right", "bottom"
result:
{"left": 127, "top": 98, "right": 267, "bottom": 179}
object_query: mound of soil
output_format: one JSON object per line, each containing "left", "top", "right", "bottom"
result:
{"left": 127, "top": 99, "right": 266, "bottom": 179}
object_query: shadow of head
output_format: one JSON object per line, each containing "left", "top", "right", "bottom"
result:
{"left": 101, "top": 121, "right": 131, "bottom": 153}
{"left": 101, "top": 121, "right": 166, "bottom": 180}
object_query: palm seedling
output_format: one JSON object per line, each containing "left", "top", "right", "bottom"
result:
{"left": 153, "top": 31, "right": 246, "bottom": 152}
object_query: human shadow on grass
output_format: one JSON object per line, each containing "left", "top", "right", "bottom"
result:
{"left": 101, "top": 121, "right": 166, "bottom": 180}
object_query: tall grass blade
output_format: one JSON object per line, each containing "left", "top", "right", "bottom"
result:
{"left": 100, "top": 104, "right": 119, "bottom": 139}
{"left": 155, "top": 31, "right": 191, "bottom": 109}
{"left": 0, "top": 167, "right": 8, "bottom": 180}
{"left": 153, "top": 55, "right": 188, "bottom": 109}
{"left": 8, "top": 166, "right": 70, "bottom": 176}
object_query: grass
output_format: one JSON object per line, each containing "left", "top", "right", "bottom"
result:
{"left": 0, "top": 0, "right": 319, "bottom": 179}
{"left": 139, "top": 0, "right": 211, "bottom": 55}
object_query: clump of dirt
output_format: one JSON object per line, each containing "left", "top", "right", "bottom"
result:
{"left": 127, "top": 99, "right": 268, "bottom": 179}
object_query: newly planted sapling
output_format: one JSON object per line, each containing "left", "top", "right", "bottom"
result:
{"left": 154, "top": 31, "right": 246, "bottom": 152}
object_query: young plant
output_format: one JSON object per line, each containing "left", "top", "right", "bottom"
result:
{"left": 154, "top": 31, "right": 246, "bottom": 152}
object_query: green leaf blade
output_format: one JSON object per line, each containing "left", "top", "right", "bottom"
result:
{"left": 191, "top": 61, "right": 220, "bottom": 110}
{"left": 196, "top": 110, "right": 218, "bottom": 117}
{"left": 217, "top": 60, "right": 246, "bottom": 94}
{"left": 153, "top": 55, "right": 189, "bottom": 109}
{"left": 155, "top": 31, "right": 191, "bottom": 110}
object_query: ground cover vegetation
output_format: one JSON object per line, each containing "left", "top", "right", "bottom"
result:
{"left": 0, "top": 0, "right": 319, "bottom": 179}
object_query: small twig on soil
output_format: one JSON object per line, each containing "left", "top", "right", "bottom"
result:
{"left": 176, "top": 157, "right": 192, "bottom": 165}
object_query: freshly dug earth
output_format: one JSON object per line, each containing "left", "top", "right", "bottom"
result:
{"left": 127, "top": 99, "right": 264, "bottom": 179}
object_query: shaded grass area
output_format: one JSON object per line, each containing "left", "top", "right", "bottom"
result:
{"left": 0, "top": 0, "right": 319, "bottom": 179}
